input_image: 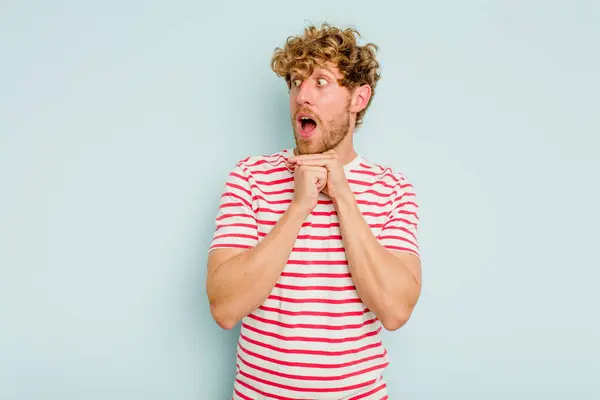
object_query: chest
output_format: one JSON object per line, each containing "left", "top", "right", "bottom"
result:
{"left": 254, "top": 189, "right": 391, "bottom": 248}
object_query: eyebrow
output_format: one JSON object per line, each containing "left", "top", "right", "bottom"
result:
{"left": 315, "top": 68, "right": 336, "bottom": 79}
{"left": 290, "top": 68, "right": 337, "bottom": 81}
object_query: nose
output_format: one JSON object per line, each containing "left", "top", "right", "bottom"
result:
{"left": 295, "top": 81, "right": 314, "bottom": 106}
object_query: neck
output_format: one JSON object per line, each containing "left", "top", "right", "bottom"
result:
{"left": 332, "top": 129, "right": 358, "bottom": 166}
{"left": 333, "top": 143, "right": 357, "bottom": 166}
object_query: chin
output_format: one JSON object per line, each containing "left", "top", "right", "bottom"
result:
{"left": 294, "top": 143, "right": 314, "bottom": 155}
{"left": 293, "top": 134, "right": 315, "bottom": 153}
{"left": 295, "top": 142, "right": 328, "bottom": 155}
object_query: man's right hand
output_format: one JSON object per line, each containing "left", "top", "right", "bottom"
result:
{"left": 208, "top": 162, "right": 328, "bottom": 329}
{"left": 291, "top": 164, "right": 328, "bottom": 214}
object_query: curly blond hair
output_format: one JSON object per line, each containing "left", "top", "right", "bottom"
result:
{"left": 271, "top": 23, "right": 381, "bottom": 129}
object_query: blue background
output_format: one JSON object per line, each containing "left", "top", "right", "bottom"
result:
{"left": 1, "top": 1, "right": 598, "bottom": 398}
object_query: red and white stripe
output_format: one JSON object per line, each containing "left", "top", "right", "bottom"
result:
{"left": 211, "top": 149, "right": 419, "bottom": 399}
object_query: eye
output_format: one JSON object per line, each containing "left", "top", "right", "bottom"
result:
{"left": 317, "top": 78, "right": 328, "bottom": 87}
{"left": 292, "top": 79, "right": 302, "bottom": 87}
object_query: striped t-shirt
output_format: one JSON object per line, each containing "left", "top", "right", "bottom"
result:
{"left": 210, "top": 148, "right": 420, "bottom": 400}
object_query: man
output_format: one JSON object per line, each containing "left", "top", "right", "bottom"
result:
{"left": 206, "top": 23, "right": 421, "bottom": 400}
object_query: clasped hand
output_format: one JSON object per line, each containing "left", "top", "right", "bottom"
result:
{"left": 286, "top": 150, "right": 352, "bottom": 201}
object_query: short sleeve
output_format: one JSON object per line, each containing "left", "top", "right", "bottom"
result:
{"left": 209, "top": 163, "right": 259, "bottom": 252}
{"left": 377, "top": 175, "right": 420, "bottom": 258}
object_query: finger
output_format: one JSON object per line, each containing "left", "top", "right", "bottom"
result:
{"left": 316, "top": 178, "right": 327, "bottom": 191}
{"left": 288, "top": 154, "right": 336, "bottom": 162}
{"left": 314, "top": 174, "right": 328, "bottom": 189}
{"left": 295, "top": 154, "right": 338, "bottom": 163}
{"left": 296, "top": 165, "right": 327, "bottom": 172}
{"left": 296, "top": 156, "right": 336, "bottom": 161}
{"left": 295, "top": 159, "right": 334, "bottom": 168}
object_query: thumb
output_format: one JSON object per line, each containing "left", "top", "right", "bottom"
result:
{"left": 316, "top": 176, "right": 327, "bottom": 191}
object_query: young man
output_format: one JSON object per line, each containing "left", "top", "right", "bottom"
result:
{"left": 206, "top": 24, "right": 422, "bottom": 400}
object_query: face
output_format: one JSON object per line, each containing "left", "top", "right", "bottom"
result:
{"left": 289, "top": 64, "right": 354, "bottom": 155}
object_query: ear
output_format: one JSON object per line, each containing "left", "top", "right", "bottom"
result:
{"left": 350, "top": 84, "right": 372, "bottom": 113}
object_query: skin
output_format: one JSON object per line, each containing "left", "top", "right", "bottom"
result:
{"left": 206, "top": 62, "right": 422, "bottom": 331}
{"left": 206, "top": 165, "right": 326, "bottom": 330}
{"left": 289, "top": 62, "right": 358, "bottom": 163}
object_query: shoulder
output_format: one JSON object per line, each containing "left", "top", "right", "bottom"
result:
{"left": 226, "top": 149, "right": 291, "bottom": 187}
{"left": 355, "top": 155, "right": 415, "bottom": 194}
{"left": 232, "top": 149, "right": 290, "bottom": 176}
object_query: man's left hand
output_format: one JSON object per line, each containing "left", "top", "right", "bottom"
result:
{"left": 287, "top": 150, "right": 353, "bottom": 202}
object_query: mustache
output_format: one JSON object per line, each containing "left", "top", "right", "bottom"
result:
{"left": 294, "top": 108, "right": 321, "bottom": 123}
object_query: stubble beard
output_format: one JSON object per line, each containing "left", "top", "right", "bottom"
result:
{"left": 293, "top": 102, "right": 352, "bottom": 155}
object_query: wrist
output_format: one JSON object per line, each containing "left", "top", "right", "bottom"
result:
{"left": 288, "top": 200, "right": 312, "bottom": 220}
{"left": 332, "top": 190, "right": 356, "bottom": 210}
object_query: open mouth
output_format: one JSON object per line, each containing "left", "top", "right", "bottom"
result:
{"left": 298, "top": 115, "right": 317, "bottom": 137}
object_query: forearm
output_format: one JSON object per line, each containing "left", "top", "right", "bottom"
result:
{"left": 334, "top": 195, "right": 421, "bottom": 330}
{"left": 207, "top": 203, "right": 308, "bottom": 329}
